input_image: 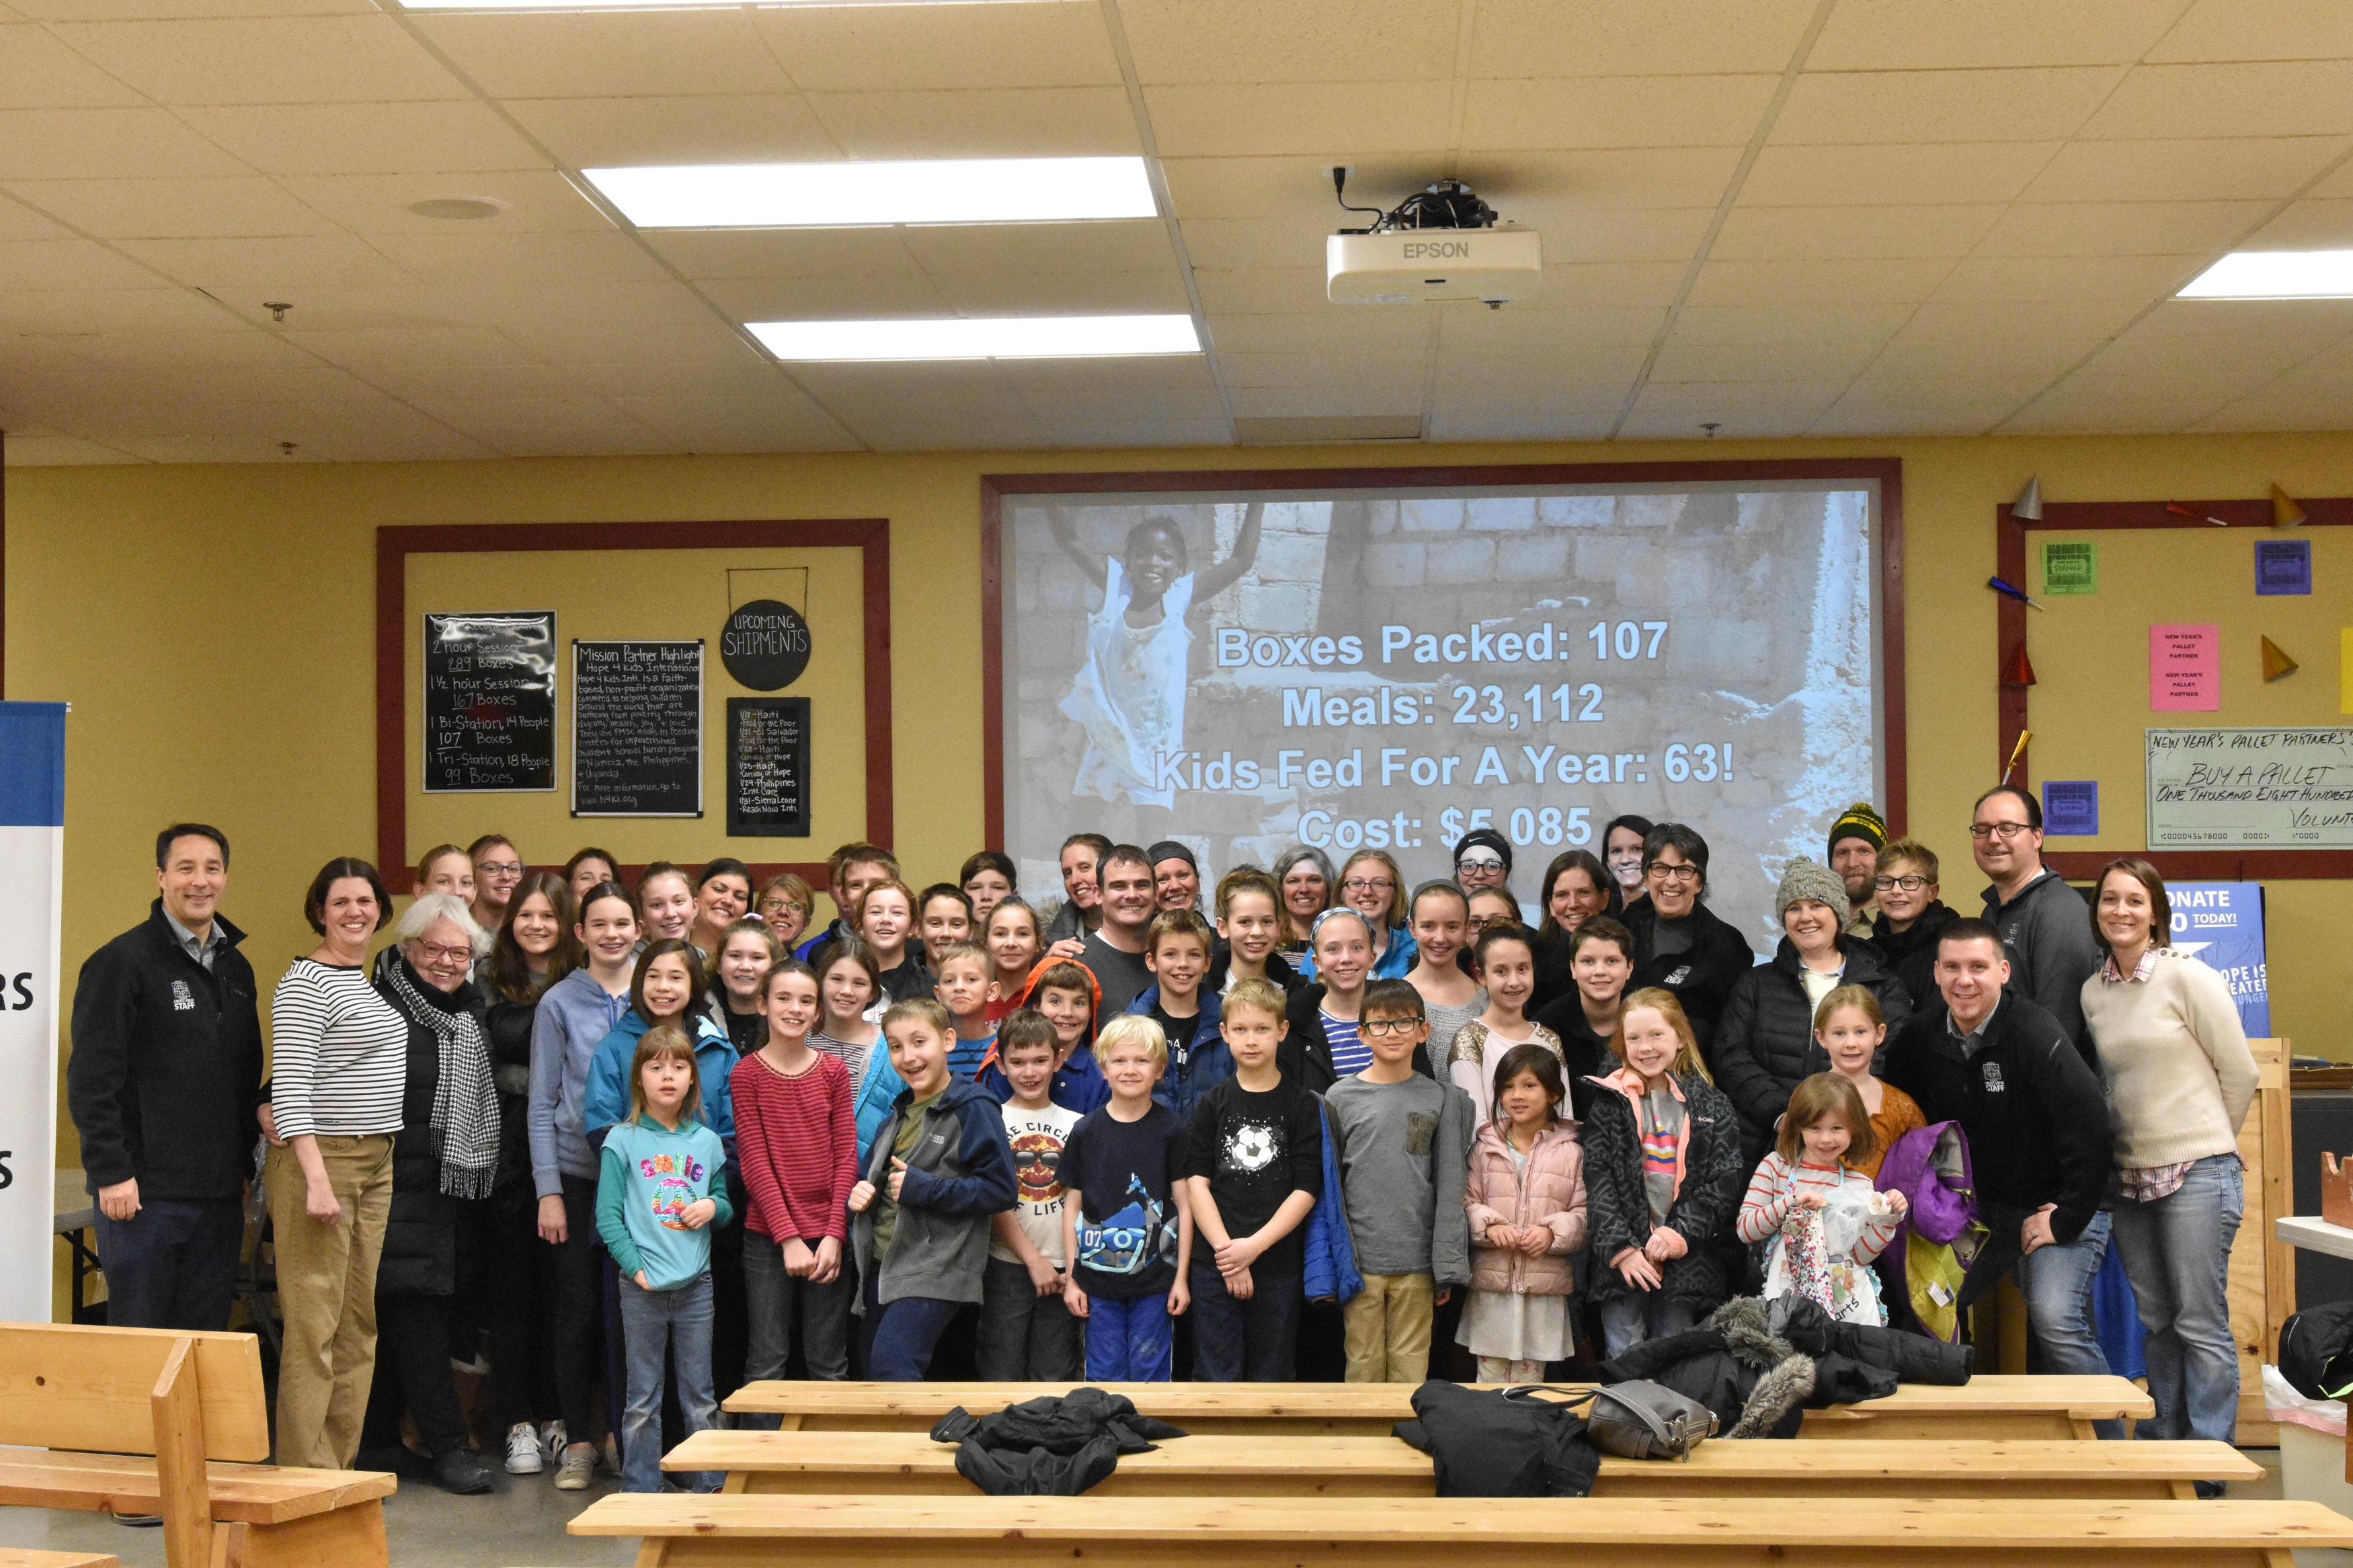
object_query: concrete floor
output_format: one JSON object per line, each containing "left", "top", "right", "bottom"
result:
{"left": 0, "top": 1447, "right": 2297, "bottom": 1566}
{"left": 0, "top": 1461, "right": 636, "bottom": 1568}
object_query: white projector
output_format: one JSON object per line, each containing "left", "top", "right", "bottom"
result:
{"left": 1326, "top": 224, "right": 1542, "bottom": 305}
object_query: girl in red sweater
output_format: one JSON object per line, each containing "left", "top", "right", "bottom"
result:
{"left": 731, "top": 960, "right": 859, "bottom": 1396}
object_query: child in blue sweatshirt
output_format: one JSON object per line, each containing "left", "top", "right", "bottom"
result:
{"left": 597, "top": 1024, "right": 731, "bottom": 1493}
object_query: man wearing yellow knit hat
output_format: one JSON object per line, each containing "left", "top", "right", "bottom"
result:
{"left": 1827, "top": 802, "right": 1887, "bottom": 938}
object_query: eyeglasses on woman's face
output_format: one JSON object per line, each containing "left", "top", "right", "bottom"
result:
{"left": 1645, "top": 862, "right": 1702, "bottom": 884}
{"left": 1342, "top": 876, "right": 1394, "bottom": 894}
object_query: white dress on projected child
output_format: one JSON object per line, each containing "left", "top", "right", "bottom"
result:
{"left": 1060, "top": 557, "right": 1193, "bottom": 808}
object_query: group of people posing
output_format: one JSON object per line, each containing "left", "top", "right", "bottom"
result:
{"left": 65, "top": 789, "right": 2256, "bottom": 1502}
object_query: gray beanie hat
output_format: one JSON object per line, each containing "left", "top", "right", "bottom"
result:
{"left": 1776, "top": 856, "right": 1851, "bottom": 928}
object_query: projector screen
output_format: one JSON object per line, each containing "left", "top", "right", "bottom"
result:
{"left": 995, "top": 472, "right": 1892, "bottom": 947}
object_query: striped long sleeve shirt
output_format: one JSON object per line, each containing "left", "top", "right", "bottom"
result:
{"left": 269, "top": 959, "right": 408, "bottom": 1139}
{"left": 1734, "top": 1152, "right": 1901, "bottom": 1264}
{"left": 729, "top": 1048, "right": 859, "bottom": 1243}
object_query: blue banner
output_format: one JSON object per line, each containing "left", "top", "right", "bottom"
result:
{"left": 0, "top": 701, "right": 67, "bottom": 1323}
{"left": 2167, "top": 880, "right": 2269, "bottom": 1036}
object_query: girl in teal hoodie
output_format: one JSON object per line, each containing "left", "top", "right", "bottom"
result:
{"left": 597, "top": 1025, "right": 731, "bottom": 1494}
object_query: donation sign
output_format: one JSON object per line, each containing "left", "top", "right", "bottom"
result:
{"left": 2146, "top": 727, "right": 2353, "bottom": 850}
{"left": 998, "top": 482, "right": 1888, "bottom": 942}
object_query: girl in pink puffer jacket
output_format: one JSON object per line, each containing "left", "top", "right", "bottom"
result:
{"left": 1457, "top": 1044, "right": 1589, "bottom": 1382}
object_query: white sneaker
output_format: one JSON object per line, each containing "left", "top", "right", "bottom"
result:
{"left": 504, "top": 1423, "right": 543, "bottom": 1475}
{"left": 538, "top": 1420, "right": 567, "bottom": 1467}
{"left": 553, "top": 1444, "right": 595, "bottom": 1492}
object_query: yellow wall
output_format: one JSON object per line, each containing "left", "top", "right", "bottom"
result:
{"left": 9, "top": 435, "right": 2351, "bottom": 1176}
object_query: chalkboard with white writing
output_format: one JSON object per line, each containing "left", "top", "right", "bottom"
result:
{"left": 727, "top": 697, "right": 810, "bottom": 837}
{"left": 423, "top": 612, "right": 557, "bottom": 793}
{"left": 572, "top": 640, "right": 703, "bottom": 817}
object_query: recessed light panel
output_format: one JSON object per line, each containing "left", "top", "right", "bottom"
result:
{"left": 2178, "top": 250, "right": 2353, "bottom": 300}
{"left": 746, "top": 315, "right": 1199, "bottom": 361}
{"left": 582, "top": 159, "right": 1156, "bottom": 229}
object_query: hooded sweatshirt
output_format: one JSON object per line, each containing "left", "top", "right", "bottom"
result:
{"left": 528, "top": 964, "right": 635, "bottom": 1195}
{"left": 852, "top": 1077, "right": 1018, "bottom": 1309}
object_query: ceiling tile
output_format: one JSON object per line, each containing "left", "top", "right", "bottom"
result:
{"left": 994, "top": 354, "right": 1220, "bottom": 395}
{"left": 1864, "top": 334, "right": 2107, "bottom": 379}
{"left": 2149, "top": 0, "right": 2353, "bottom": 63}
{"left": 276, "top": 323, "right": 542, "bottom": 368}
{"left": 1773, "top": 67, "right": 2122, "bottom": 145}
{"left": 1144, "top": 81, "right": 1451, "bottom": 159}
{"left": 1118, "top": 0, "right": 1462, "bottom": 85}
{"left": 0, "top": 21, "right": 147, "bottom": 108}
{"left": 407, "top": 394, "right": 672, "bottom": 455}
{"left": 606, "top": 390, "right": 862, "bottom": 452}
{"left": 1648, "top": 337, "right": 1884, "bottom": 382}
{"left": 1523, "top": 261, "right": 1685, "bottom": 308}
{"left": 804, "top": 86, "right": 1139, "bottom": 158}
{"left": 1228, "top": 382, "right": 1427, "bottom": 418}
{"left": 694, "top": 271, "right": 952, "bottom": 319}
{"left": 1617, "top": 400, "right": 1821, "bottom": 439}
{"left": 1432, "top": 342, "right": 1649, "bottom": 388}
{"left": 10, "top": 0, "right": 371, "bottom": 21}
{"left": 1179, "top": 214, "right": 1345, "bottom": 271}
{"left": 1902, "top": 296, "right": 2149, "bottom": 339}
{"left": 50, "top": 15, "right": 461, "bottom": 106}
{"left": 748, "top": 1, "right": 1119, "bottom": 92}
{"left": 2018, "top": 136, "right": 2352, "bottom": 203}
{"left": 0, "top": 197, "right": 76, "bottom": 241}
{"left": 366, "top": 228, "right": 666, "bottom": 286}
{"left": 1425, "top": 405, "right": 1616, "bottom": 442}
{"left": 502, "top": 93, "right": 838, "bottom": 168}
{"left": 1669, "top": 302, "right": 1919, "bottom": 341}
{"left": 2078, "top": 62, "right": 2353, "bottom": 140}
{"left": 1436, "top": 304, "right": 1667, "bottom": 347}
{"left": 1, "top": 431, "right": 146, "bottom": 462}
{"left": 1193, "top": 265, "right": 1330, "bottom": 314}
{"left": 1975, "top": 198, "right": 2269, "bottom": 255}
{"left": 1030, "top": 415, "right": 1234, "bottom": 447}
{"left": 898, "top": 218, "right": 1177, "bottom": 277}
{"left": 563, "top": 359, "right": 785, "bottom": 397}
{"left": 0, "top": 283, "right": 233, "bottom": 332}
{"left": 1685, "top": 256, "right": 1958, "bottom": 305}
{"left": 5, "top": 175, "right": 338, "bottom": 237}
{"left": 1218, "top": 347, "right": 1425, "bottom": 390}
{"left": 2244, "top": 197, "right": 2353, "bottom": 247}
{"left": 176, "top": 101, "right": 550, "bottom": 176}
{"left": 1468, "top": 0, "right": 1822, "bottom": 77}
{"left": 1203, "top": 309, "right": 1432, "bottom": 353}
{"left": 1808, "top": 0, "right": 2189, "bottom": 70}
{"left": 1804, "top": 404, "right": 2004, "bottom": 436}
{"left": 643, "top": 226, "right": 924, "bottom": 280}
{"left": 1836, "top": 370, "right": 2052, "bottom": 405}
{"left": 1710, "top": 203, "right": 2003, "bottom": 259}
{"left": 411, "top": 10, "right": 794, "bottom": 100}
{"left": 0, "top": 235, "right": 161, "bottom": 289}
{"left": 1740, "top": 142, "right": 2062, "bottom": 206}
{"left": 0, "top": 106, "right": 255, "bottom": 180}
{"left": 276, "top": 169, "right": 610, "bottom": 234}
{"left": 1927, "top": 251, "right": 2204, "bottom": 300}
{"left": 114, "top": 231, "right": 415, "bottom": 289}
{"left": 924, "top": 266, "right": 1191, "bottom": 314}
{"left": 1462, "top": 75, "right": 1778, "bottom": 150}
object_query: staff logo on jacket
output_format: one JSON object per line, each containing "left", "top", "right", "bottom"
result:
{"left": 1664, "top": 966, "right": 1691, "bottom": 986}
{"left": 1981, "top": 1063, "right": 2005, "bottom": 1092}
{"left": 171, "top": 979, "right": 194, "bottom": 1010}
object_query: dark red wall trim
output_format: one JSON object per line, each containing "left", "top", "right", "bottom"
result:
{"left": 376, "top": 519, "right": 891, "bottom": 893}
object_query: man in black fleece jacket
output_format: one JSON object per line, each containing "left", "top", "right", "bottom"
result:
{"left": 1971, "top": 786, "right": 2101, "bottom": 1052}
{"left": 1883, "top": 919, "right": 2115, "bottom": 1415}
{"left": 66, "top": 825, "right": 264, "bottom": 1330}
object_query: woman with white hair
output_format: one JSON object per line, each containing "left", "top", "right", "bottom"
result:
{"left": 265, "top": 857, "right": 409, "bottom": 1470}
{"left": 356, "top": 890, "right": 502, "bottom": 1493}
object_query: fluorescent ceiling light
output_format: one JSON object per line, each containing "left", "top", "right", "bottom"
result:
{"left": 582, "top": 158, "right": 1156, "bottom": 229}
{"left": 2178, "top": 250, "right": 2353, "bottom": 299}
{"left": 747, "top": 315, "right": 1199, "bottom": 361}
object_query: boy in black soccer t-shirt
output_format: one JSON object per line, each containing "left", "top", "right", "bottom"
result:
{"left": 1062, "top": 1015, "right": 1195, "bottom": 1382}
{"left": 1183, "top": 977, "right": 1322, "bottom": 1380}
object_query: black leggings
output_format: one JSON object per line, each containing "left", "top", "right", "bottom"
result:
{"left": 362, "top": 1293, "right": 469, "bottom": 1458}
{"left": 484, "top": 1185, "right": 557, "bottom": 1432}
{"left": 547, "top": 1175, "right": 605, "bottom": 1442}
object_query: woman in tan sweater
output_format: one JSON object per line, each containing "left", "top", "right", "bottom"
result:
{"left": 2080, "top": 857, "right": 2257, "bottom": 1467}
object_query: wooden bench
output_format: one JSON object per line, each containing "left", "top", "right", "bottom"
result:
{"left": 573, "top": 1491, "right": 2353, "bottom": 1567}
{"left": 723, "top": 1375, "right": 2155, "bottom": 1442}
{"left": 0, "top": 1321, "right": 394, "bottom": 1568}
{"left": 669, "top": 1428, "right": 2261, "bottom": 1501}
{"left": 0, "top": 1553, "right": 120, "bottom": 1568}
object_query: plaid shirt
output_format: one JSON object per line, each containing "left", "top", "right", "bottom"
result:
{"left": 2102, "top": 944, "right": 2198, "bottom": 1202}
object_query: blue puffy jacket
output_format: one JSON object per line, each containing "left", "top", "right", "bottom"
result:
{"left": 1125, "top": 983, "right": 1233, "bottom": 1120}
{"left": 1302, "top": 1096, "right": 1362, "bottom": 1305}
{"left": 582, "top": 1011, "right": 737, "bottom": 1161}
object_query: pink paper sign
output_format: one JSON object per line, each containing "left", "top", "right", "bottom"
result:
{"left": 2149, "top": 623, "right": 2220, "bottom": 711}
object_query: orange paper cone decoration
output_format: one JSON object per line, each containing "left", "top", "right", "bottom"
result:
{"left": 2003, "top": 643, "right": 2037, "bottom": 687}
{"left": 2272, "top": 485, "right": 2308, "bottom": 527}
{"left": 2262, "top": 636, "right": 2299, "bottom": 682}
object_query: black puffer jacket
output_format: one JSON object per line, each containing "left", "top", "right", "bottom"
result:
{"left": 482, "top": 987, "right": 542, "bottom": 1196}
{"left": 1871, "top": 901, "right": 1957, "bottom": 1018}
{"left": 1710, "top": 937, "right": 1914, "bottom": 1163}
{"left": 1582, "top": 1069, "right": 1744, "bottom": 1312}
{"left": 1622, "top": 900, "right": 1755, "bottom": 1047}
{"left": 376, "top": 961, "right": 491, "bottom": 1297}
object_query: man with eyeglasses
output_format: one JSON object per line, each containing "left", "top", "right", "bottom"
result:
{"left": 1868, "top": 837, "right": 1959, "bottom": 1009}
{"left": 469, "top": 834, "right": 524, "bottom": 933}
{"left": 1826, "top": 802, "right": 1887, "bottom": 937}
{"left": 1971, "top": 785, "right": 2102, "bottom": 1053}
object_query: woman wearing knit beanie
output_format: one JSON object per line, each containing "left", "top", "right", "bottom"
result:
{"left": 1709, "top": 857, "right": 1915, "bottom": 1167}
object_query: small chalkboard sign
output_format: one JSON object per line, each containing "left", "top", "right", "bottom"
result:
{"left": 727, "top": 698, "right": 811, "bottom": 837}
{"left": 573, "top": 640, "right": 703, "bottom": 818}
{"left": 423, "top": 612, "right": 557, "bottom": 794}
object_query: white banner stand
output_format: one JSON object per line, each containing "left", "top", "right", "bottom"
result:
{"left": 0, "top": 702, "right": 66, "bottom": 1324}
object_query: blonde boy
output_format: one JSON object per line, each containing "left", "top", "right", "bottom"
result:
{"left": 1063, "top": 1016, "right": 1195, "bottom": 1380}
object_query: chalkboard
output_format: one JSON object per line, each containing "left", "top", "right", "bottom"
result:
{"left": 422, "top": 612, "right": 557, "bottom": 793}
{"left": 727, "top": 697, "right": 811, "bottom": 837}
{"left": 572, "top": 640, "right": 703, "bottom": 818}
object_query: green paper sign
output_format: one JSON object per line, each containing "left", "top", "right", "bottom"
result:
{"left": 2042, "top": 540, "right": 2096, "bottom": 595}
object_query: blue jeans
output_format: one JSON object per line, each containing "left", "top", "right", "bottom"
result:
{"left": 863, "top": 1269, "right": 963, "bottom": 1382}
{"left": 1084, "top": 1291, "right": 1174, "bottom": 1382}
{"left": 92, "top": 1196, "right": 244, "bottom": 1331}
{"left": 617, "top": 1274, "right": 717, "bottom": 1493}
{"left": 1598, "top": 1290, "right": 1698, "bottom": 1360}
{"left": 2110, "top": 1156, "right": 2244, "bottom": 1446}
{"left": 1964, "top": 1208, "right": 2121, "bottom": 1439}
{"left": 1189, "top": 1266, "right": 1302, "bottom": 1381}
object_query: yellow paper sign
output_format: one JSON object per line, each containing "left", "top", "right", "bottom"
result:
{"left": 2344, "top": 628, "right": 2353, "bottom": 714}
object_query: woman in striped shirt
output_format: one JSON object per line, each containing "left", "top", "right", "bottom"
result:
{"left": 264, "top": 857, "right": 409, "bottom": 1469}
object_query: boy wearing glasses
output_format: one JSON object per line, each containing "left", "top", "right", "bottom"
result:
{"left": 1971, "top": 786, "right": 2102, "bottom": 1051}
{"left": 1868, "top": 837, "right": 1958, "bottom": 1011}
{"left": 1324, "top": 979, "right": 1473, "bottom": 1383}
